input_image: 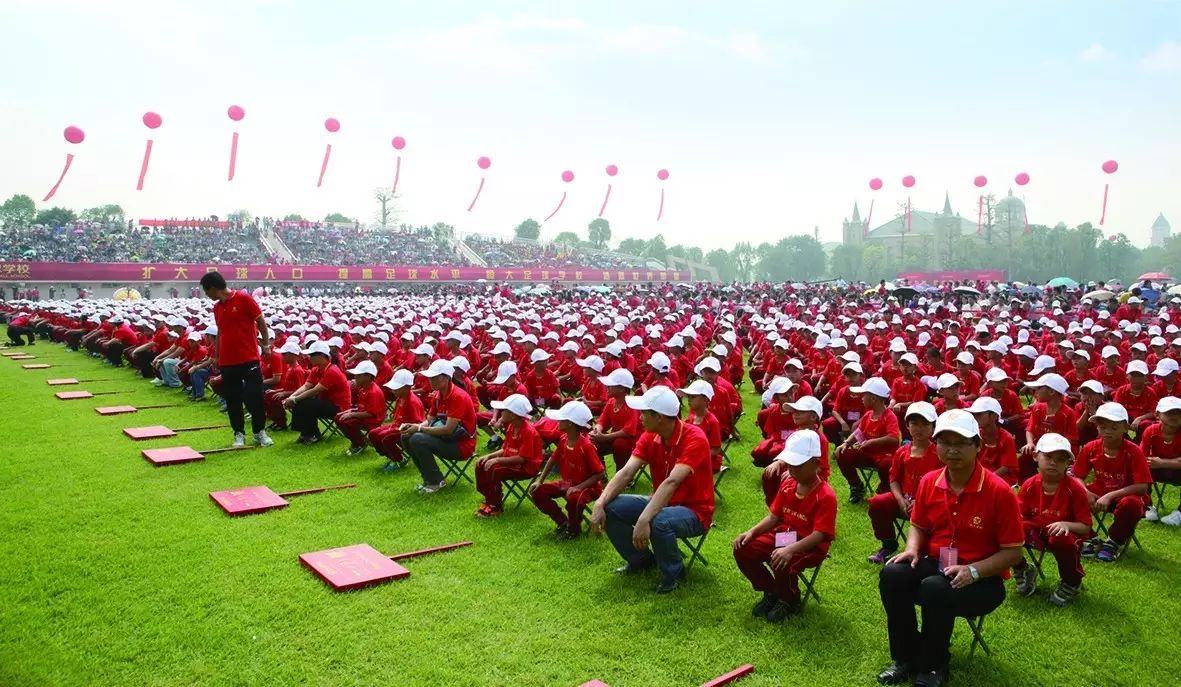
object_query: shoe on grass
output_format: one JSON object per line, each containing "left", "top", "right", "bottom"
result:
{"left": 380, "top": 461, "right": 404, "bottom": 473}
{"left": 867, "top": 542, "right": 897, "bottom": 565}
{"left": 751, "top": 592, "right": 777, "bottom": 618}
{"left": 1080, "top": 538, "right": 1100, "bottom": 557}
{"left": 1145, "top": 505, "right": 1160, "bottom": 522}
{"left": 232, "top": 432, "right": 246, "bottom": 448}
{"left": 848, "top": 489, "right": 865, "bottom": 505}
{"left": 1048, "top": 582, "right": 1081, "bottom": 607}
{"left": 1096, "top": 539, "right": 1120, "bottom": 563}
{"left": 254, "top": 431, "right": 273, "bottom": 447}
{"left": 345, "top": 445, "right": 365, "bottom": 456}
{"left": 654, "top": 577, "right": 680, "bottom": 594}
{"left": 416, "top": 480, "right": 447, "bottom": 494}
{"left": 765, "top": 599, "right": 800, "bottom": 623}
{"left": 1014, "top": 564, "right": 1038, "bottom": 596}
{"left": 1160, "top": 510, "right": 1181, "bottom": 527}
{"left": 876, "top": 662, "right": 912, "bottom": 685}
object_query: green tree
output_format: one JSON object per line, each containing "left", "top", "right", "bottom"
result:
{"left": 643, "top": 234, "right": 667, "bottom": 258}
{"left": 324, "top": 212, "right": 353, "bottom": 223}
{"left": 859, "top": 245, "right": 891, "bottom": 283}
{"left": 730, "top": 242, "right": 756, "bottom": 281}
{"left": 514, "top": 218, "right": 541, "bottom": 240}
{"left": 34, "top": 206, "right": 78, "bottom": 227}
{"left": 617, "top": 238, "right": 646, "bottom": 255}
{"left": 684, "top": 247, "right": 704, "bottom": 264}
{"left": 829, "top": 244, "right": 863, "bottom": 280}
{"left": 431, "top": 222, "right": 455, "bottom": 240}
{"left": 0, "top": 194, "right": 36, "bottom": 227}
{"left": 1096, "top": 233, "right": 1140, "bottom": 284}
{"left": 373, "top": 189, "right": 398, "bottom": 228}
{"left": 705, "top": 248, "right": 736, "bottom": 281}
{"left": 665, "top": 244, "right": 687, "bottom": 260}
{"left": 587, "top": 218, "right": 611, "bottom": 248}
{"left": 553, "top": 231, "right": 581, "bottom": 246}
{"left": 80, "top": 204, "right": 124, "bottom": 225}
{"left": 282, "top": 213, "right": 305, "bottom": 222}
{"left": 227, "top": 209, "right": 252, "bottom": 224}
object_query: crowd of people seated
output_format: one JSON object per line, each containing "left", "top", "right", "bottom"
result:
{"left": 0, "top": 222, "right": 272, "bottom": 263}
{"left": 463, "top": 235, "right": 648, "bottom": 270}
{"left": 276, "top": 225, "right": 470, "bottom": 266}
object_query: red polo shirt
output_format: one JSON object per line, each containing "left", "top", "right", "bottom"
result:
{"left": 854, "top": 407, "right": 901, "bottom": 457}
{"left": 429, "top": 384, "right": 478, "bottom": 458}
{"left": 1113, "top": 385, "right": 1160, "bottom": 421}
{"left": 1026, "top": 402, "right": 1079, "bottom": 443}
{"left": 976, "top": 429, "right": 1019, "bottom": 485}
{"left": 278, "top": 363, "right": 307, "bottom": 392}
{"left": 1140, "top": 421, "right": 1181, "bottom": 460}
{"left": 891, "top": 376, "right": 928, "bottom": 404}
{"left": 769, "top": 478, "right": 838, "bottom": 555}
{"left": 1072, "top": 438, "right": 1153, "bottom": 497}
{"left": 309, "top": 363, "right": 351, "bottom": 411}
{"left": 212, "top": 290, "right": 263, "bottom": 366}
{"left": 353, "top": 383, "right": 387, "bottom": 429}
{"left": 553, "top": 433, "right": 605, "bottom": 485}
{"left": 524, "top": 368, "right": 561, "bottom": 404}
{"left": 910, "top": 463, "right": 1024, "bottom": 573}
{"left": 1018, "top": 474, "right": 1093, "bottom": 530}
{"left": 390, "top": 391, "right": 425, "bottom": 426}
{"left": 597, "top": 397, "right": 640, "bottom": 436}
{"left": 502, "top": 420, "right": 544, "bottom": 473}
{"left": 888, "top": 442, "right": 942, "bottom": 497}
{"left": 631, "top": 420, "right": 716, "bottom": 528}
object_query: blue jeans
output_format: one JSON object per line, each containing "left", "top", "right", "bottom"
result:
{"left": 190, "top": 367, "right": 211, "bottom": 399}
{"left": 605, "top": 494, "right": 705, "bottom": 584}
{"left": 161, "top": 358, "right": 182, "bottom": 387}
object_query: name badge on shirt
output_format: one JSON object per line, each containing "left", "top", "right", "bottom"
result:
{"left": 846, "top": 411, "right": 862, "bottom": 422}
{"left": 775, "top": 531, "right": 798, "bottom": 548}
{"left": 938, "top": 546, "right": 959, "bottom": 572}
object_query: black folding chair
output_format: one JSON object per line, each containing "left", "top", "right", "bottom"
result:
{"left": 438, "top": 453, "right": 476, "bottom": 486}
{"left": 713, "top": 465, "right": 730, "bottom": 496}
{"left": 799, "top": 558, "right": 827, "bottom": 608}
{"left": 962, "top": 615, "right": 992, "bottom": 656}
{"left": 1095, "top": 511, "right": 1142, "bottom": 555}
{"left": 1023, "top": 542, "right": 1048, "bottom": 581}
{"left": 679, "top": 526, "right": 713, "bottom": 572}
{"left": 318, "top": 416, "right": 343, "bottom": 440}
{"left": 857, "top": 466, "right": 878, "bottom": 496}
{"left": 502, "top": 473, "right": 542, "bottom": 510}
{"left": 1151, "top": 482, "right": 1174, "bottom": 514}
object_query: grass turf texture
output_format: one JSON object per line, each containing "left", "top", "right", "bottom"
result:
{"left": 3, "top": 346, "right": 1181, "bottom": 686}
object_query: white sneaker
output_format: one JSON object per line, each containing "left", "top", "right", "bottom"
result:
{"left": 232, "top": 433, "right": 246, "bottom": 448}
{"left": 150, "top": 379, "right": 164, "bottom": 386}
{"left": 253, "top": 431, "right": 273, "bottom": 447}
{"left": 1145, "top": 505, "right": 1160, "bottom": 522}
{"left": 417, "top": 480, "right": 448, "bottom": 494}
{"left": 1160, "top": 510, "right": 1181, "bottom": 527}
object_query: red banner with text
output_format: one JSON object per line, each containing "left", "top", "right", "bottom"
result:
{"left": 896, "top": 270, "right": 1006, "bottom": 282}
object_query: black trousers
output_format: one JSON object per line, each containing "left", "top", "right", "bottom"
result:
{"left": 6, "top": 325, "right": 34, "bottom": 345}
{"left": 134, "top": 349, "right": 157, "bottom": 378}
{"left": 291, "top": 397, "right": 339, "bottom": 438}
{"left": 220, "top": 361, "right": 266, "bottom": 435}
{"left": 105, "top": 342, "right": 126, "bottom": 367}
{"left": 879, "top": 557, "right": 1005, "bottom": 672}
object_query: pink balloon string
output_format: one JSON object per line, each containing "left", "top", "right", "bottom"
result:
{"left": 316, "top": 143, "right": 332, "bottom": 188}
{"left": 544, "top": 192, "right": 567, "bottom": 222}
{"left": 977, "top": 195, "right": 985, "bottom": 235}
{"left": 598, "top": 184, "right": 612, "bottom": 217}
{"left": 1100, "top": 183, "right": 1110, "bottom": 225}
{"left": 227, "top": 131, "right": 239, "bottom": 181}
{"left": 864, "top": 199, "right": 874, "bottom": 237}
{"left": 466, "top": 177, "right": 486, "bottom": 212}
{"left": 657, "top": 188, "right": 665, "bottom": 221}
{"left": 392, "top": 156, "right": 402, "bottom": 194}
{"left": 42, "top": 153, "right": 75, "bottom": 202}
{"left": 136, "top": 139, "right": 154, "bottom": 191}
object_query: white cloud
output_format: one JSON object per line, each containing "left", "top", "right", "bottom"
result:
{"left": 1078, "top": 42, "right": 1113, "bottom": 63}
{"left": 1139, "top": 42, "right": 1181, "bottom": 72}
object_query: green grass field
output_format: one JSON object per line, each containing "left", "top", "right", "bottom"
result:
{"left": 2, "top": 344, "right": 1180, "bottom": 686}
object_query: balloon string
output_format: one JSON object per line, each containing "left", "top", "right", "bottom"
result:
{"left": 977, "top": 195, "right": 985, "bottom": 236}
{"left": 864, "top": 199, "right": 873, "bottom": 237}
{"left": 227, "top": 131, "right": 239, "bottom": 181}
{"left": 391, "top": 156, "right": 401, "bottom": 194}
{"left": 906, "top": 197, "right": 912, "bottom": 232}
{"left": 1100, "top": 183, "right": 1110, "bottom": 225}
{"left": 544, "top": 192, "right": 567, "bottom": 222}
{"left": 466, "top": 177, "right": 485, "bottom": 212}
{"left": 598, "top": 184, "right": 612, "bottom": 217}
{"left": 316, "top": 143, "right": 333, "bottom": 187}
{"left": 42, "top": 153, "right": 75, "bottom": 202}
{"left": 657, "top": 187, "right": 665, "bottom": 221}
{"left": 136, "top": 139, "right": 154, "bottom": 191}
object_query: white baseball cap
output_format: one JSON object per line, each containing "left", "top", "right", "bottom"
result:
{"left": 411, "top": 343, "right": 436, "bottom": 357}
{"left": 647, "top": 351, "right": 672, "bottom": 373}
{"left": 774, "top": 429, "right": 822, "bottom": 466}
{"left": 955, "top": 351, "right": 975, "bottom": 366}
{"left": 933, "top": 409, "right": 980, "bottom": 439}
{"left": 304, "top": 341, "right": 331, "bottom": 357}
{"left": 491, "top": 393, "right": 534, "bottom": 417}
{"left": 419, "top": 359, "right": 455, "bottom": 378}
{"left": 1101, "top": 345, "right": 1121, "bottom": 359}
{"left": 369, "top": 341, "right": 389, "bottom": 355}
{"left": 278, "top": 341, "right": 302, "bottom": 355}
{"left": 1090, "top": 402, "right": 1129, "bottom": 423}
{"left": 935, "top": 373, "right": 961, "bottom": 391}
{"left": 1127, "top": 360, "right": 1150, "bottom": 376}
{"left": 492, "top": 361, "right": 519, "bottom": 384}
{"left": 899, "top": 352, "right": 919, "bottom": 366}
{"left": 1027, "top": 373, "right": 1068, "bottom": 395}
{"left": 1078, "top": 379, "right": 1106, "bottom": 395}
{"left": 575, "top": 355, "right": 605, "bottom": 373}
{"left": 968, "top": 396, "right": 1002, "bottom": 416}
{"left": 1030, "top": 355, "right": 1057, "bottom": 375}
{"left": 905, "top": 401, "right": 938, "bottom": 423}
{"left": 766, "top": 377, "right": 795, "bottom": 396}
{"left": 1154, "top": 359, "right": 1180, "bottom": 377}
{"left": 680, "top": 379, "right": 715, "bottom": 399}
{"left": 851, "top": 376, "right": 890, "bottom": 398}
{"left": 544, "top": 400, "right": 594, "bottom": 428}
{"left": 1035, "top": 432, "right": 1074, "bottom": 458}
{"left": 348, "top": 360, "right": 378, "bottom": 377}
{"left": 383, "top": 368, "right": 415, "bottom": 391}
{"left": 490, "top": 341, "right": 513, "bottom": 356}
{"left": 1157, "top": 396, "right": 1181, "bottom": 413}
{"left": 449, "top": 356, "right": 471, "bottom": 373}
{"left": 694, "top": 357, "right": 722, "bottom": 374}
{"left": 529, "top": 349, "right": 552, "bottom": 363}
{"left": 625, "top": 386, "right": 681, "bottom": 417}
{"left": 786, "top": 395, "right": 823, "bottom": 417}
{"left": 599, "top": 368, "right": 635, "bottom": 388}
{"left": 984, "top": 367, "right": 1009, "bottom": 383}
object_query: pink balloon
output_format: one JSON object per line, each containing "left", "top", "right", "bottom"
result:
{"left": 973, "top": 175, "right": 987, "bottom": 188}
{"left": 606, "top": 164, "right": 618, "bottom": 177}
{"left": 227, "top": 105, "right": 245, "bottom": 122}
{"left": 902, "top": 175, "right": 915, "bottom": 188}
{"left": 142, "top": 111, "right": 162, "bottom": 129}
{"left": 324, "top": 118, "right": 340, "bottom": 133}
{"left": 477, "top": 156, "right": 491, "bottom": 170}
{"left": 1015, "top": 172, "right": 1030, "bottom": 186}
{"left": 63, "top": 126, "right": 85, "bottom": 144}
{"left": 1102, "top": 159, "right": 1118, "bottom": 174}
{"left": 657, "top": 169, "right": 670, "bottom": 181}
{"left": 869, "top": 177, "right": 883, "bottom": 191}
{"left": 391, "top": 136, "right": 406, "bottom": 150}
{"left": 561, "top": 170, "right": 574, "bottom": 183}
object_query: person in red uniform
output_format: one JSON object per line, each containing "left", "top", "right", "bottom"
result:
{"left": 1011, "top": 433, "right": 1092, "bottom": 606}
{"left": 1142, "top": 396, "right": 1181, "bottom": 524}
{"left": 284, "top": 341, "right": 351, "bottom": 445}
{"left": 473, "top": 394, "right": 543, "bottom": 517}
{"left": 733, "top": 429, "right": 837, "bottom": 623}
{"left": 201, "top": 271, "right": 272, "bottom": 448}
{"left": 866, "top": 402, "right": 940, "bottom": 564}
{"left": 876, "top": 410, "right": 1023, "bottom": 687}
{"left": 932, "top": 373, "right": 966, "bottom": 414}
{"left": 264, "top": 341, "right": 307, "bottom": 431}
{"left": 327, "top": 360, "right": 382, "bottom": 455}
{"left": 968, "top": 396, "right": 1018, "bottom": 486}
{"left": 682, "top": 380, "right": 723, "bottom": 472}
{"left": 761, "top": 395, "right": 831, "bottom": 503}
{"left": 835, "top": 377, "right": 901, "bottom": 504}
{"left": 981, "top": 367, "right": 1026, "bottom": 438}
{"left": 400, "top": 359, "right": 479, "bottom": 493}
{"left": 529, "top": 401, "right": 605, "bottom": 539}
{"left": 888, "top": 353, "right": 928, "bottom": 420}
{"left": 695, "top": 357, "right": 742, "bottom": 438}
{"left": 1073, "top": 402, "right": 1152, "bottom": 562}
{"left": 369, "top": 369, "right": 425, "bottom": 470}
{"left": 822, "top": 362, "right": 867, "bottom": 448}
{"left": 1020, "top": 373, "right": 1078, "bottom": 482}
{"left": 590, "top": 368, "right": 641, "bottom": 472}
{"left": 1113, "top": 360, "right": 1160, "bottom": 433}
{"left": 589, "top": 386, "right": 716, "bottom": 593}
{"left": 523, "top": 348, "right": 563, "bottom": 409}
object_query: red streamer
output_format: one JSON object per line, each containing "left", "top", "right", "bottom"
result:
{"left": 657, "top": 187, "right": 665, "bottom": 221}
{"left": 316, "top": 143, "right": 332, "bottom": 188}
{"left": 136, "top": 139, "right": 154, "bottom": 191}
{"left": 391, "top": 156, "right": 402, "bottom": 194}
{"left": 227, "top": 131, "right": 239, "bottom": 181}
{"left": 598, "top": 184, "right": 612, "bottom": 217}
{"left": 544, "top": 192, "right": 567, "bottom": 222}
{"left": 42, "top": 153, "right": 75, "bottom": 202}
{"left": 977, "top": 195, "right": 985, "bottom": 235}
{"left": 1100, "top": 182, "right": 1110, "bottom": 225}
{"left": 466, "top": 178, "right": 485, "bottom": 212}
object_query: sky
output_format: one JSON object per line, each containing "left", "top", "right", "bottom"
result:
{"left": 1, "top": 0, "right": 1179, "bottom": 250}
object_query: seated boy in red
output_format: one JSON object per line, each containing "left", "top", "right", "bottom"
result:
{"left": 865, "top": 402, "right": 941, "bottom": 564}
{"left": 1073, "top": 402, "right": 1152, "bottom": 562}
{"left": 369, "top": 369, "right": 425, "bottom": 469}
{"left": 474, "top": 394, "right": 543, "bottom": 517}
{"left": 334, "top": 361, "right": 388, "bottom": 456}
{"left": 529, "top": 401, "right": 605, "bottom": 539}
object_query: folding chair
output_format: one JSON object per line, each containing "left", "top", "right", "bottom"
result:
{"left": 798, "top": 558, "right": 827, "bottom": 609}
{"left": 961, "top": 615, "right": 991, "bottom": 656}
{"left": 1151, "top": 482, "right": 1175, "bottom": 514}
{"left": 713, "top": 465, "right": 730, "bottom": 496}
{"left": 1023, "top": 543, "right": 1048, "bottom": 581}
{"left": 856, "top": 466, "right": 878, "bottom": 496}
{"left": 502, "top": 474, "right": 541, "bottom": 510}
{"left": 318, "top": 417, "right": 343, "bottom": 441}
{"left": 893, "top": 517, "right": 908, "bottom": 545}
{"left": 438, "top": 453, "right": 476, "bottom": 486}
{"left": 679, "top": 525, "right": 713, "bottom": 572}
{"left": 1094, "top": 511, "right": 1142, "bottom": 554}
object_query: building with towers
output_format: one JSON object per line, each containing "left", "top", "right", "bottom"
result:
{"left": 1151, "top": 213, "right": 1171, "bottom": 247}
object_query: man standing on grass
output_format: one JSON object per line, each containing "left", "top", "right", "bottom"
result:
{"left": 201, "top": 271, "right": 273, "bottom": 448}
